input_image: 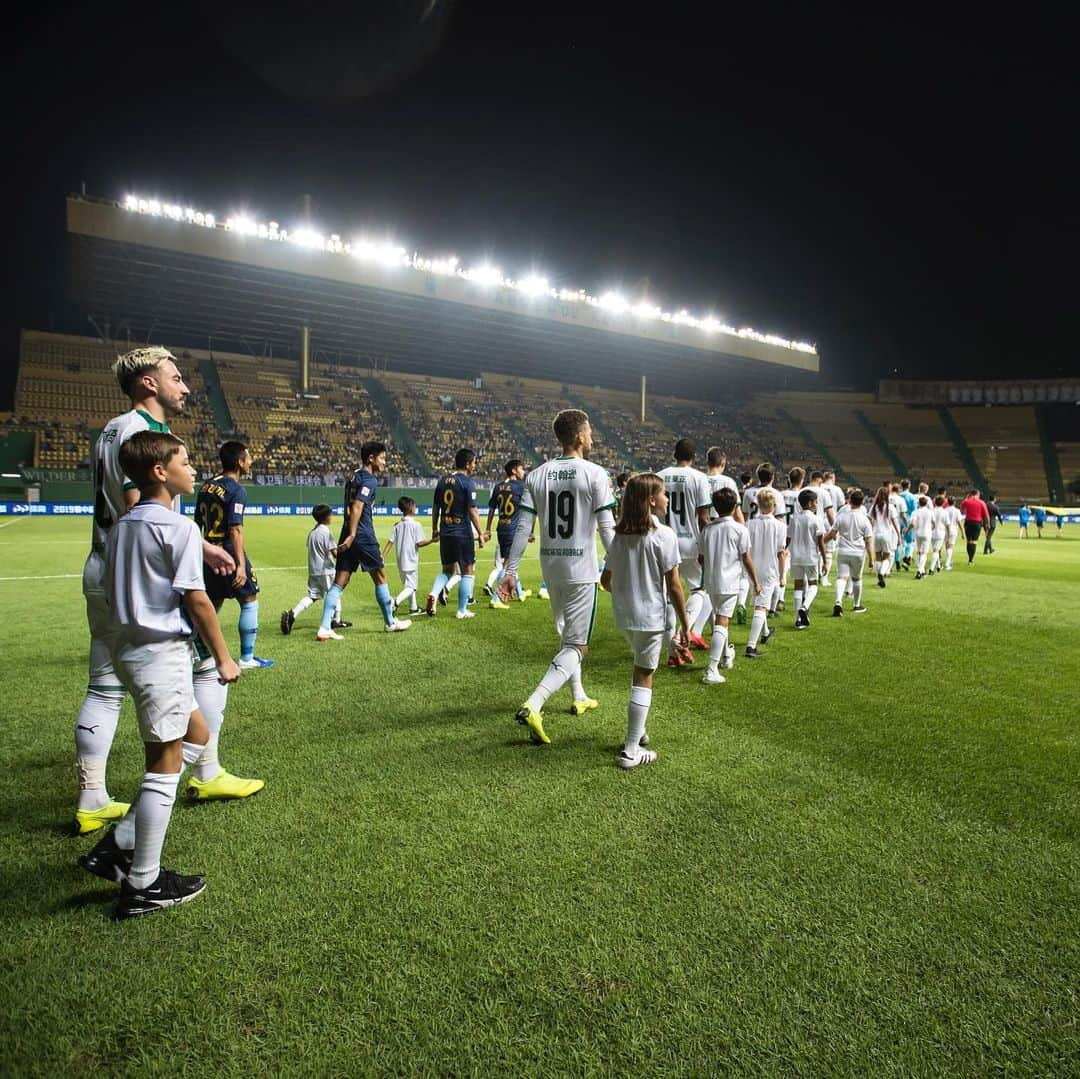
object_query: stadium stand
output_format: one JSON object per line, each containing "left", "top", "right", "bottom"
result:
{"left": 950, "top": 405, "right": 1049, "bottom": 502}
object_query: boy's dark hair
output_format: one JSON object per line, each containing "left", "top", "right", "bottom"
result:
{"left": 219, "top": 439, "right": 248, "bottom": 472}
{"left": 712, "top": 487, "right": 738, "bottom": 517}
{"left": 739, "top": 471, "right": 753, "bottom": 487}
{"left": 934, "top": 495, "right": 945, "bottom": 506}
{"left": 455, "top": 448, "right": 476, "bottom": 470}
{"left": 810, "top": 470, "right": 824, "bottom": 482}
{"left": 788, "top": 466, "right": 805, "bottom": 487}
{"left": 798, "top": 487, "right": 818, "bottom": 509}
{"left": 901, "top": 478, "right": 911, "bottom": 490}
{"left": 398, "top": 496, "right": 417, "bottom": 514}
{"left": 706, "top": 446, "right": 726, "bottom": 468}
{"left": 918, "top": 495, "right": 928, "bottom": 507}
{"left": 674, "top": 438, "right": 695, "bottom": 462}
{"left": 849, "top": 487, "right": 865, "bottom": 507}
{"left": 119, "top": 431, "right": 186, "bottom": 490}
{"left": 361, "top": 441, "right": 386, "bottom": 465}
{"left": 504, "top": 459, "right": 523, "bottom": 475}
{"left": 312, "top": 503, "right": 333, "bottom": 523}
{"left": 615, "top": 471, "right": 630, "bottom": 488}
{"left": 756, "top": 461, "right": 774, "bottom": 485}
{"left": 823, "top": 469, "right": 836, "bottom": 480}
{"left": 552, "top": 408, "right": 589, "bottom": 448}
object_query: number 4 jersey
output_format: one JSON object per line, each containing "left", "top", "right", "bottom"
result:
{"left": 521, "top": 456, "right": 616, "bottom": 583}
{"left": 657, "top": 465, "right": 713, "bottom": 558}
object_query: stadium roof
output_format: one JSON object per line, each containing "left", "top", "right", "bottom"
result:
{"left": 66, "top": 196, "right": 819, "bottom": 398}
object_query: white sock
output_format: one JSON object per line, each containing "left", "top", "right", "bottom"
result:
{"left": 446, "top": 573, "right": 461, "bottom": 593}
{"left": 823, "top": 551, "right": 833, "bottom": 579}
{"left": 570, "top": 667, "right": 589, "bottom": 703}
{"left": 685, "top": 592, "right": 704, "bottom": 633}
{"left": 486, "top": 565, "right": 501, "bottom": 590}
{"left": 707, "top": 624, "right": 728, "bottom": 669}
{"left": 835, "top": 577, "right": 847, "bottom": 605}
{"left": 793, "top": 587, "right": 804, "bottom": 612}
{"left": 126, "top": 771, "right": 181, "bottom": 890}
{"left": 692, "top": 593, "right": 712, "bottom": 635}
{"left": 805, "top": 583, "right": 818, "bottom": 611}
{"left": 75, "top": 688, "right": 124, "bottom": 811}
{"left": 193, "top": 664, "right": 228, "bottom": 782}
{"left": 853, "top": 579, "right": 863, "bottom": 606}
{"left": 526, "top": 646, "right": 582, "bottom": 712}
{"left": 395, "top": 586, "right": 415, "bottom": 610}
{"left": 624, "top": 686, "right": 652, "bottom": 756}
{"left": 917, "top": 551, "right": 927, "bottom": 573}
{"left": 748, "top": 608, "right": 767, "bottom": 647}
{"left": 291, "top": 595, "right": 314, "bottom": 618}
{"left": 772, "top": 582, "right": 783, "bottom": 610}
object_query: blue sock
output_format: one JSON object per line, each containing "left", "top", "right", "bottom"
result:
{"left": 238, "top": 601, "right": 259, "bottom": 660}
{"left": 430, "top": 571, "right": 450, "bottom": 599}
{"left": 375, "top": 583, "right": 394, "bottom": 626}
{"left": 515, "top": 577, "right": 524, "bottom": 598}
{"left": 457, "top": 575, "right": 474, "bottom": 614}
{"left": 320, "top": 585, "right": 343, "bottom": 631}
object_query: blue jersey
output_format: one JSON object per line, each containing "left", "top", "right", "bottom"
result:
{"left": 341, "top": 468, "right": 379, "bottom": 544}
{"left": 1034, "top": 508, "right": 1047, "bottom": 525}
{"left": 434, "top": 472, "right": 477, "bottom": 536}
{"left": 194, "top": 474, "right": 246, "bottom": 556}
{"left": 1019, "top": 506, "right": 1031, "bottom": 526}
{"left": 491, "top": 479, "right": 524, "bottom": 532}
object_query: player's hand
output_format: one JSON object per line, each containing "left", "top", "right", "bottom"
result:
{"left": 497, "top": 573, "right": 517, "bottom": 603}
{"left": 337, "top": 535, "right": 354, "bottom": 551}
{"left": 217, "top": 658, "right": 241, "bottom": 685}
{"left": 204, "top": 544, "right": 235, "bottom": 577}
{"left": 527, "top": 534, "right": 535, "bottom": 543}
{"left": 233, "top": 566, "right": 248, "bottom": 589}
{"left": 677, "top": 627, "right": 690, "bottom": 649}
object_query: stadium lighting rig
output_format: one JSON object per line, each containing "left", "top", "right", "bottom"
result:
{"left": 121, "top": 193, "right": 818, "bottom": 355}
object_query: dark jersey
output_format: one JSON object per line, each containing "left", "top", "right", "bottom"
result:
{"left": 434, "top": 472, "right": 477, "bottom": 536}
{"left": 491, "top": 478, "right": 525, "bottom": 532}
{"left": 340, "top": 468, "right": 379, "bottom": 545}
{"left": 195, "top": 474, "right": 246, "bottom": 556}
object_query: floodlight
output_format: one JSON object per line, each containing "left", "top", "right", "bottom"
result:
{"left": 631, "top": 301, "right": 661, "bottom": 320}
{"left": 598, "top": 292, "right": 629, "bottom": 314}
{"left": 517, "top": 274, "right": 550, "bottom": 298}
{"left": 466, "top": 264, "right": 503, "bottom": 288}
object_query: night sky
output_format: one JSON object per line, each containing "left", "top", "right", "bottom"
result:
{"left": 7, "top": 3, "right": 1076, "bottom": 407}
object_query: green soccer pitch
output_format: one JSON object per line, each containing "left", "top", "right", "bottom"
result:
{"left": 1, "top": 517, "right": 1077, "bottom": 1076}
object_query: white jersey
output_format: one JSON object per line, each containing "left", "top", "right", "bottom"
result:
{"left": 521, "top": 456, "right": 616, "bottom": 584}
{"left": 657, "top": 465, "right": 712, "bottom": 546}
{"left": 747, "top": 514, "right": 787, "bottom": 582}
{"left": 700, "top": 516, "right": 750, "bottom": 595}
{"left": 889, "top": 492, "right": 906, "bottom": 525}
{"left": 824, "top": 483, "right": 846, "bottom": 521}
{"left": 871, "top": 503, "right": 900, "bottom": 541}
{"left": 706, "top": 471, "right": 738, "bottom": 520}
{"left": 781, "top": 487, "right": 801, "bottom": 525}
{"left": 104, "top": 500, "right": 205, "bottom": 644}
{"left": 834, "top": 505, "right": 873, "bottom": 555}
{"left": 89, "top": 408, "right": 177, "bottom": 556}
{"left": 912, "top": 505, "right": 934, "bottom": 539}
{"left": 306, "top": 522, "right": 336, "bottom": 584}
{"left": 808, "top": 483, "right": 831, "bottom": 531}
{"left": 932, "top": 507, "right": 949, "bottom": 541}
{"left": 605, "top": 518, "right": 679, "bottom": 632}
{"left": 788, "top": 510, "right": 825, "bottom": 566}
{"left": 742, "top": 483, "right": 786, "bottom": 521}
{"left": 945, "top": 505, "right": 963, "bottom": 534}
{"left": 389, "top": 517, "right": 425, "bottom": 573}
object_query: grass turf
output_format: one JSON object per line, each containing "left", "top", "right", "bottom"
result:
{"left": 0, "top": 517, "right": 1077, "bottom": 1076}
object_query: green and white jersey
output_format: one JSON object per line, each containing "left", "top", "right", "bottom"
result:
{"left": 521, "top": 456, "right": 616, "bottom": 584}
{"left": 89, "top": 408, "right": 173, "bottom": 556}
{"left": 657, "top": 465, "right": 712, "bottom": 544}
{"left": 706, "top": 471, "right": 738, "bottom": 520}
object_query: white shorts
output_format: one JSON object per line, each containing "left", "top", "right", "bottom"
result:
{"left": 547, "top": 579, "right": 599, "bottom": 646}
{"left": 111, "top": 637, "right": 196, "bottom": 744}
{"left": 915, "top": 536, "right": 931, "bottom": 553}
{"left": 396, "top": 568, "right": 418, "bottom": 593}
{"left": 708, "top": 592, "right": 738, "bottom": 619}
{"left": 946, "top": 526, "right": 958, "bottom": 544}
{"left": 678, "top": 554, "right": 703, "bottom": 591}
{"left": 836, "top": 552, "right": 866, "bottom": 580}
{"left": 755, "top": 573, "right": 778, "bottom": 606}
{"left": 82, "top": 552, "right": 124, "bottom": 692}
{"left": 932, "top": 535, "right": 945, "bottom": 550}
{"left": 825, "top": 538, "right": 838, "bottom": 553}
{"left": 790, "top": 561, "right": 818, "bottom": 582}
{"left": 873, "top": 536, "right": 894, "bottom": 557}
{"left": 622, "top": 628, "right": 666, "bottom": 670}
{"left": 306, "top": 570, "right": 335, "bottom": 601}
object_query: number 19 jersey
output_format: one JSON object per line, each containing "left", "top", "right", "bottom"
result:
{"left": 521, "top": 456, "right": 616, "bottom": 583}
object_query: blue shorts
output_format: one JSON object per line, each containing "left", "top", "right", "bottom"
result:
{"left": 336, "top": 537, "right": 383, "bottom": 575}
{"left": 206, "top": 553, "right": 259, "bottom": 606}
{"left": 440, "top": 533, "right": 476, "bottom": 569}
{"left": 497, "top": 526, "right": 515, "bottom": 559}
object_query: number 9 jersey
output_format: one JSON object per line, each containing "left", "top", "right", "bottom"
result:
{"left": 520, "top": 457, "right": 617, "bottom": 584}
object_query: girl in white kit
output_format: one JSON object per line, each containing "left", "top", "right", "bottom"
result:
{"left": 601, "top": 474, "right": 690, "bottom": 770}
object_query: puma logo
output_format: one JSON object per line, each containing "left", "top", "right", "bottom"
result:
{"left": 76, "top": 724, "right": 100, "bottom": 733}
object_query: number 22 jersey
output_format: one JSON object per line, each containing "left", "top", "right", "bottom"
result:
{"left": 520, "top": 456, "right": 616, "bottom": 584}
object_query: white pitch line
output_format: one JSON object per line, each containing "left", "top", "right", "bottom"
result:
{"left": 0, "top": 519, "right": 24, "bottom": 529}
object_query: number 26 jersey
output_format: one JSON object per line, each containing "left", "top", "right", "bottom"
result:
{"left": 521, "top": 456, "right": 616, "bottom": 584}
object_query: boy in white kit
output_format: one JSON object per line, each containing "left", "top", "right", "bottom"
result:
{"left": 699, "top": 486, "right": 760, "bottom": 684}
{"left": 79, "top": 431, "right": 240, "bottom": 920}
{"left": 943, "top": 498, "right": 963, "bottom": 570}
{"left": 930, "top": 495, "right": 948, "bottom": 573}
{"left": 382, "top": 496, "right": 434, "bottom": 615}
{"left": 601, "top": 474, "right": 690, "bottom": 767}
{"left": 830, "top": 487, "right": 874, "bottom": 616}
{"left": 788, "top": 487, "right": 828, "bottom": 630}
{"left": 744, "top": 489, "right": 786, "bottom": 658}
{"left": 281, "top": 504, "right": 350, "bottom": 634}
{"left": 912, "top": 495, "right": 934, "bottom": 578}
